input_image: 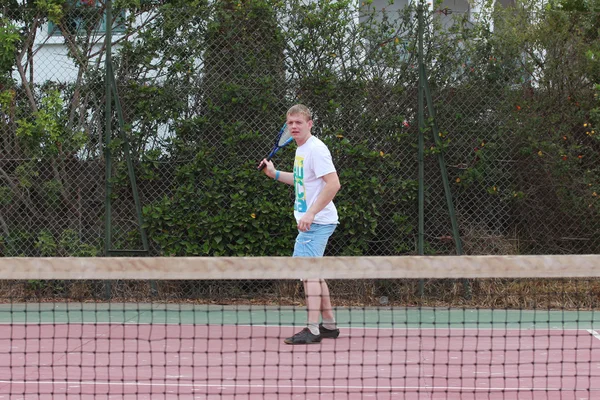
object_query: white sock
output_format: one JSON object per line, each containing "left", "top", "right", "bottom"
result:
{"left": 322, "top": 318, "right": 337, "bottom": 330}
{"left": 307, "top": 323, "right": 320, "bottom": 336}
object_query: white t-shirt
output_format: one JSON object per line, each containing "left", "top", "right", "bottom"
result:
{"left": 293, "top": 136, "right": 339, "bottom": 225}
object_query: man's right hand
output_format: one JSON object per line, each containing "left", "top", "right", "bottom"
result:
{"left": 258, "top": 159, "right": 276, "bottom": 178}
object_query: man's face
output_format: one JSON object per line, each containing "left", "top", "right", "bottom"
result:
{"left": 287, "top": 113, "right": 313, "bottom": 146}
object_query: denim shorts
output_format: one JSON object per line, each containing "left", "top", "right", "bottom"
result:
{"left": 292, "top": 223, "right": 337, "bottom": 257}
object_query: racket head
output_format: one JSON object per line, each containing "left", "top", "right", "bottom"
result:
{"left": 257, "top": 123, "right": 293, "bottom": 171}
{"left": 277, "top": 123, "right": 292, "bottom": 147}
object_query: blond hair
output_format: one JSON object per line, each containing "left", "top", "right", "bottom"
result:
{"left": 287, "top": 104, "right": 312, "bottom": 121}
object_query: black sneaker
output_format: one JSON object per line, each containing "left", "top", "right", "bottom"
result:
{"left": 319, "top": 323, "right": 340, "bottom": 339}
{"left": 284, "top": 328, "right": 322, "bottom": 345}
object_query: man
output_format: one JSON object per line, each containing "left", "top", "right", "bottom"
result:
{"left": 258, "top": 104, "right": 342, "bottom": 345}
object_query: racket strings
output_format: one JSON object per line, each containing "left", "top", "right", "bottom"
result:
{"left": 278, "top": 125, "right": 292, "bottom": 147}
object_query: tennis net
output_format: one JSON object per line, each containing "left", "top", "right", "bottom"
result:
{"left": 0, "top": 255, "right": 599, "bottom": 399}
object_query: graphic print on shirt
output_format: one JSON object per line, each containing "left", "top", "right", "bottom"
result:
{"left": 294, "top": 155, "right": 307, "bottom": 212}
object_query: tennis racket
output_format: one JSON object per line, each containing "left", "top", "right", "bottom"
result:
{"left": 257, "top": 123, "right": 293, "bottom": 171}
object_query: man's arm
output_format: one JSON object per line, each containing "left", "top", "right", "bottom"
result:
{"left": 259, "top": 159, "right": 294, "bottom": 185}
{"left": 274, "top": 171, "right": 294, "bottom": 186}
{"left": 307, "top": 172, "right": 341, "bottom": 215}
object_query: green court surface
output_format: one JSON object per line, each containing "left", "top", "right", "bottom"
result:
{"left": 0, "top": 303, "right": 598, "bottom": 330}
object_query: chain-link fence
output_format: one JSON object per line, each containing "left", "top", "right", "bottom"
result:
{"left": 2, "top": 0, "right": 599, "bottom": 265}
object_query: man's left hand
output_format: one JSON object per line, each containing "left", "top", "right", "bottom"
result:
{"left": 297, "top": 212, "right": 315, "bottom": 232}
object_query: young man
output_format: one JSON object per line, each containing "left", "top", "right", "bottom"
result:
{"left": 258, "top": 104, "right": 342, "bottom": 345}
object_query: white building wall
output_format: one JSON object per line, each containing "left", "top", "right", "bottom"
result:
{"left": 20, "top": 0, "right": 501, "bottom": 85}
{"left": 17, "top": 20, "right": 124, "bottom": 84}
{"left": 27, "top": 39, "right": 89, "bottom": 83}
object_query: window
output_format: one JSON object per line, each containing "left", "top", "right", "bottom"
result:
{"left": 48, "top": 1, "right": 125, "bottom": 36}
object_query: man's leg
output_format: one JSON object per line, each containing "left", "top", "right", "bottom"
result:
{"left": 319, "top": 279, "right": 334, "bottom": 321}
{"left": 284, "top": 229, "right": 323, "bottom": 344}
{"left": 318, "top": 279, "right": 339, "bottom": 338}
{"left": 305, "top": 280, "right": 336, "bottom": 328}
{"left": 313, "top": 225, "right": 337, "bottom": 331}
{"left": 284, "top": 224, "right": 337, "bottom": 345}
{"left": 304, "top": 279, "right": 322, "bottom": 335}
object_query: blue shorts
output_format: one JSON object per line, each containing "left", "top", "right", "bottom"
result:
{"left": 293, "top": 223, "right": 337, "bottom": 257}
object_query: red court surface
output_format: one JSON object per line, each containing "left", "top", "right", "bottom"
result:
{"left": 0, "top": 324, "right": 599, "bottom": 399}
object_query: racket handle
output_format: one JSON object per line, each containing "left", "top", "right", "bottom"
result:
{"left": 257, "top": 156, "right": 272, "bottom": 171}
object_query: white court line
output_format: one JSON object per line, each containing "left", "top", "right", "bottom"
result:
{"left": 0, "top": 380, "right": 596, "bottom": 392}
{"left": 0, "top": 322, "right": 592, "bottom": 331}
{"left": 587, "top": 329, "right": 600, "bottom": 341}
{"left": 232, "top": 324, "right": 593, "bottom": 331}
{"left": 1, "top": 322, "right": 593, "bottom": 330}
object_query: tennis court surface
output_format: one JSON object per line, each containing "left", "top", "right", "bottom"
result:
{"left": 0, "top": 255, "right": 599, "bottom": 399}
